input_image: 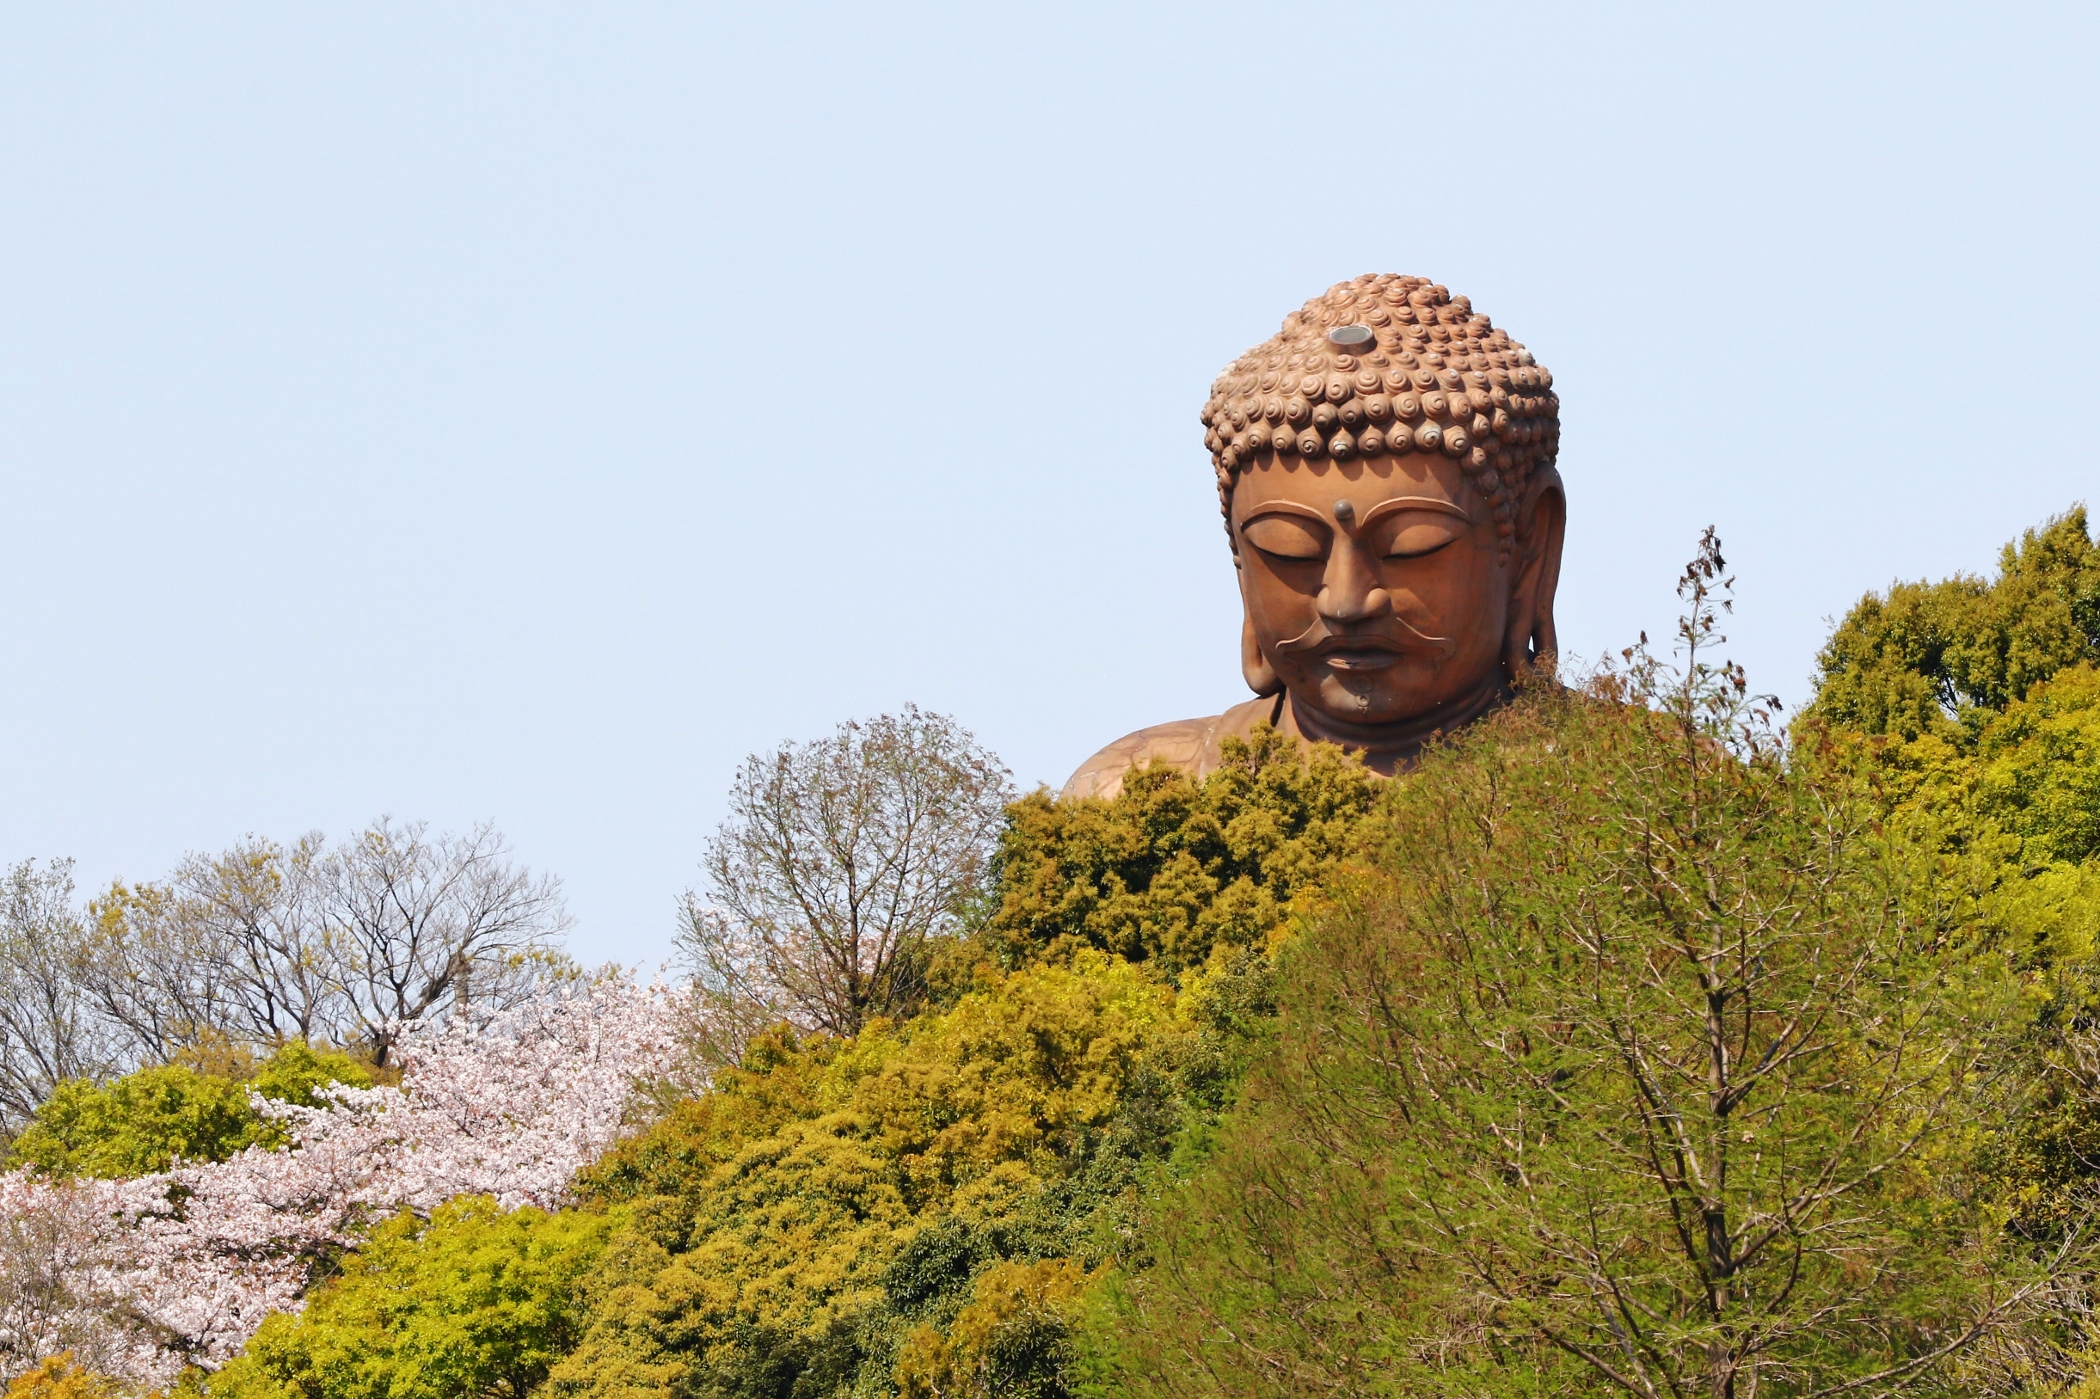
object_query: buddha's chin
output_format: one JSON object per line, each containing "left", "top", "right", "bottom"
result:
{"left": 1291, "top": 656, "right": 1500, "bottom": 732}
{"left": 1300, "top": 667, "right": 1441, "bottom": 728}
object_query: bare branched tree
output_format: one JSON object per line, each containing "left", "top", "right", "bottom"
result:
{"left": 0, "top": 861, "right": 115, "bottom": 1133}
{"left": 68, "top": 819, "right": 574, "bottom": 1074}
{"left": 177, "top": 835, "right": 335, "bottom": 1049}
{"left": 80, "top": 837, "right": 335, "bottom": 1063}
{"left": 76, "top": 878, "right": 231, "bottom": 1066}
{"left": 316, "top": 818, "right": 574, "bottom": 1065}
{"left": 679, "top": 706, "right": 1013, "bottom": 1047}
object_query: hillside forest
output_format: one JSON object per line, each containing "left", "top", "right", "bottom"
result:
{"left": 3, "top": 508, "right": 2100, "bottom": 1399}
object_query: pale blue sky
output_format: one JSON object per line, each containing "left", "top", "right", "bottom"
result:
{"left": 3, "top": 4, "right": 2095, "bottom": 966}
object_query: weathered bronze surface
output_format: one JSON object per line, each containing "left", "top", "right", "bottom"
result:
{"left": 1062, "top": 274, "right": 1567, "bottom": 800}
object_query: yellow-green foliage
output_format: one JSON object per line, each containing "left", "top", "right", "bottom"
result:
{"left": 1874, "top": 663, "right": 2100, "bottom": 1242}
{"left": 980, "top": 728, "right": 1376, "bottom": 974}
{"left": 1799, "top": 516, "right": 2100, "bottom": 1242}
{"left": 893, "top": 1259, "right": 1089, "bottom": 1399}
{"left": 486, "top": 733, "right": 1372, "bottom": 1398}
{"left": 8, "top": 1043, "right": 373, "bottom": 1178}
{"left": 1832, "top": 676, "right": 2100, "bottom": 991}
{"left": 1972, "top": 661, "right": 2100, "bottom": 868}
{"left": 546, "top": 953, "right": 1177, "bottom": 1398}
{"left": 208, "top": 1197, "right": 610, "bottom": 1399}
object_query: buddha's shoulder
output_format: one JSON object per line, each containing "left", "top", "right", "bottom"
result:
{"left": 1058, "top": 695, "right": 1283, "bottom": 802}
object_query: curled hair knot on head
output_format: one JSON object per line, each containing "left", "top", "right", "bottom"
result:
{"left": 1200, "top": 274, "right": 1560, "bottom": 562}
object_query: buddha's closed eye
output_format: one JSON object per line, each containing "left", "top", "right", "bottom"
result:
{"left": 1243, "top": 515, "right": 1326, "bottom": 560}
{"left": 1383, "top": 514, "right": 1461, "bottom": 559}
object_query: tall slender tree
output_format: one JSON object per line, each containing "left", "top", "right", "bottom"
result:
{"left": 0, "top": 861, "right": 112, "bottom": 1133}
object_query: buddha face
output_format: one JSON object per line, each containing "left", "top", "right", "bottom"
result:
{"left": 1232, "top": 452, "right": 1539, "bottom": 729}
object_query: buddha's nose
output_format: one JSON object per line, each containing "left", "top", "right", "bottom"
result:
{"left": 1317, "top": 535, "right": 1391, "bottom": 625}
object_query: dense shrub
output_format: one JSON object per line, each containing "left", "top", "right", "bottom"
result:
{"left": 544, "top": 953, "right": 1179, "bottom": 1397}
{"left": 975, "top": 728, "right": 1376, "bottom": 975}
{"left": 894, "top": 1258, "right": 1088, "bottom": 1399}
{"left": 207, "top": 1197, "right": 610, "bottom": 1399}
{"left": 6, "top": 1043, "right": 373, "bottom": 1179}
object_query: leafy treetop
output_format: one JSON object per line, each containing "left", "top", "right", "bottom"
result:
{"left": 976, "top": 727, "right": 1377, "bottom": 976}
{"left": 6, "top": 1042, "right": 373, "bottom": 1179}
{"left": 1804, "top": 507, "right": 2100, "bottom": 744}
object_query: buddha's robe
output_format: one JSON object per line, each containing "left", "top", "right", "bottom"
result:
{"left": 1058, "top": 694, "right": 1284, "bottom": 802}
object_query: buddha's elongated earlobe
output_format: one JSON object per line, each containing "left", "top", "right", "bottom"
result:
{"left": 1503, "top": 475, "right": 1567, "bottom": 686}
{"left": 1242, "top": 614, "right": 1282, "bottom": 695}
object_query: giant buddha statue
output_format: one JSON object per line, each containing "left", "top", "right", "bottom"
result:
{"left": 1062, "top": 275, "right": 1567, "bottom": 800}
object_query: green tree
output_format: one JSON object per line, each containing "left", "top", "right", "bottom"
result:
{"left": 977, "top": 726, "right": 1376, "bottom": 975}
{"left": 1788, "top": 513, "right": 2100, "bottom": 1397}
{"left": 244, "top": 1042, "right": 376, "bottom": 1110}
{"left": 208, "top": 1197, "right": 609, "bottom": 1399}
{"left": 1098, "top": 542, "right": 2060, "bottom": 1398}
{"left": 1802, "top": 506, "right": 2100, "bottom": 744}
{"left": 6, "top": 1042, "right": 372, "bottom": 1178}
{"left": 547, "top": 952, "right": 1181, "bottom": 1399}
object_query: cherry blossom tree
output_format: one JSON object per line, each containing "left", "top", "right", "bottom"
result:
{"left": 0, "top": 972, "right": 676, "bottom": 1391}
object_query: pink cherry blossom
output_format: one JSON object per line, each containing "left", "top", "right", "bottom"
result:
{"left": 0, "top": 972, "right": 679, "bottom": 1390}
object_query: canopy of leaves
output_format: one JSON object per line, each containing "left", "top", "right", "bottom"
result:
{"left": 1803, "top": 507, "right": 2100, "bottom": 743}
{"left": 1797, "top": 509, "right": 2100, "bottom": 1265}
{"left": 6, "top": 1043, "right": 372, "bottom": 1179}
{"left": 1093, "top": 674, "right": 2050, "bottom": 1399}
{"left": 546, "top": 952, "right": 1180, "bottom": 1399}
{"left": 207, "top": 1196, "right": 610, "bottom": 1399}
{"left": 976, "top": 727, "right": 1376, "bottom": 975}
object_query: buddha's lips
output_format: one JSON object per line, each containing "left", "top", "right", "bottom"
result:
{"left": 1273, "top": 616, "right": 1455, "bottom": 665}
{"left": 1321, "top": 648, "right": 1400, "bottom": 672}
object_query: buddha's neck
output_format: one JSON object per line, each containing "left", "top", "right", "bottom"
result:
{"left": 1279, "top": 678, "right": 1510, "bottom": 775}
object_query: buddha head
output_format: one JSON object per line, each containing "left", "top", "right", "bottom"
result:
{"left": 1204, "top": 275, "right": 1567, "bottom": 756}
